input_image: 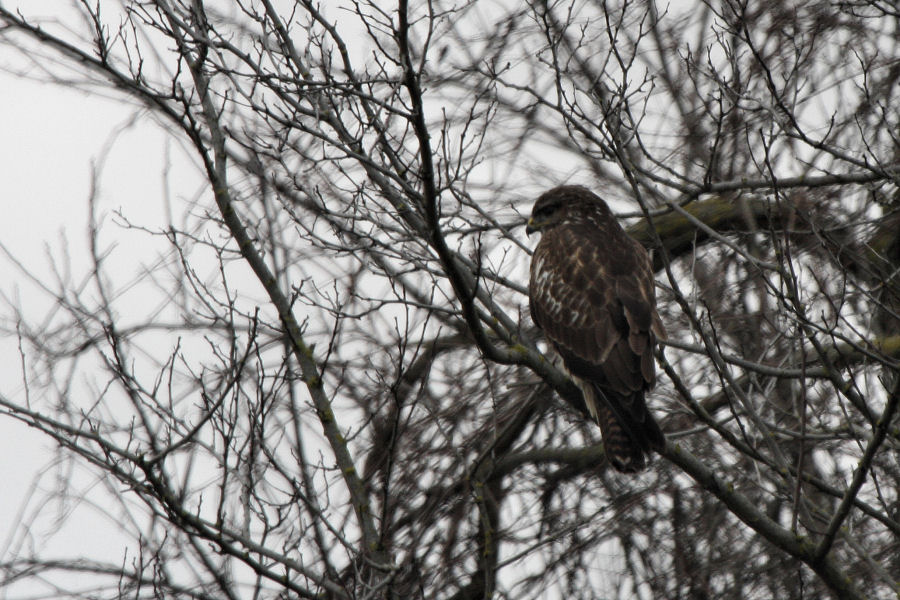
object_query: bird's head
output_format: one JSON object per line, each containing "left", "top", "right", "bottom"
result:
{"left": 525, "top": 185, "right": 611, "bottom": 235}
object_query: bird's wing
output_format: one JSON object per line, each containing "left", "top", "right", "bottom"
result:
{"left": 529, "top": 223, "right": 665, "bottom": 395}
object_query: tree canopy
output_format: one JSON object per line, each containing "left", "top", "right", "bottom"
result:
{"left": 0, "top": 1, "right": 898, "bottom": 598}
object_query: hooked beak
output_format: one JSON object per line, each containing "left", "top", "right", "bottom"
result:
{"left": 525, "top": 218, "right": 538, "bottom": 236}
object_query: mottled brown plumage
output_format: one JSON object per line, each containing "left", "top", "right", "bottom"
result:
{"left": 526, "top": 185, "right": 666, "bottom": 472}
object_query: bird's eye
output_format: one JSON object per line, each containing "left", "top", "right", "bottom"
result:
{"left": 536, "top": 203, "right": 558, "bottom": 217}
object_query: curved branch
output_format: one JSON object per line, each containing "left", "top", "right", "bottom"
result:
{"left": 661, "top": 443, "right": 866, "bottom": 600}
{"left": 157, "top": 0, "right": 383, "bottom": 566}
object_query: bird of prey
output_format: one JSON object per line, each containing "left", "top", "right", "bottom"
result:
{"left": 526, "top": 185, "right": 666, "bottom": 472}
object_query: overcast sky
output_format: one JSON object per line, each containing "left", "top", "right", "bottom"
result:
{"left": 0, "top": 60, "right": 204, "bottom": 573}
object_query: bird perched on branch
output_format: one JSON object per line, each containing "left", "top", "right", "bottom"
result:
{"left": 526, "top": 185, "right": 666, "bottom": 472}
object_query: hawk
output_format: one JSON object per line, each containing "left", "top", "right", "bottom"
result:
{"left": 526, "top": 185, "right": 666, "bottom": 472}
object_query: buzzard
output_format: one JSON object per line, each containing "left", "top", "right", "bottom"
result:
{"left": 526, "top": 185, "right": 666, "bottom": 472}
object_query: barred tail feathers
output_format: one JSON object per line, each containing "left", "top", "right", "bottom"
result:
{"left": 591, "top": 385, "right": 665, "bottom": 473}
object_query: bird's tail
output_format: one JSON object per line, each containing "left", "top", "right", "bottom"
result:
{"left": 594, "top": 389, "right": 665, "bottom": 473}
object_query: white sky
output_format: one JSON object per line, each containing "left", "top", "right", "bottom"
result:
{"left": 0, "top": 66, "right": 202, "bottom": 576}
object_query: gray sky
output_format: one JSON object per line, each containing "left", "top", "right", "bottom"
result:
{"left": 0, "top": 67, "right": 202, "bottom": 575}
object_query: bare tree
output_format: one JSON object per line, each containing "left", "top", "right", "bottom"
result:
{"left": 0, "top": 1, "right": 898, "bottom": 598}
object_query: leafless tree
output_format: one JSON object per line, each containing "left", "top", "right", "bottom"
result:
{"left": 0, "top": 1, "right": 898, "bottom": 598}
